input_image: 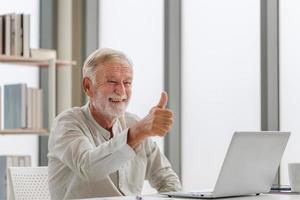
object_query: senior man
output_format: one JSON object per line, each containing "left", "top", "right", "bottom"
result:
{"left": 48, "top": 48, "right": 181, "bottom": 200}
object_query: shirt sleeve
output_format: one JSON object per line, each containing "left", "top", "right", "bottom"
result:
{"left": 144, "top": 139, "right": 182, "bottom": 192}
{"left": 48, "top": 113, "right": 136, "bottom": 182}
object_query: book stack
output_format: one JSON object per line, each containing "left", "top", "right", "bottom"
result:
{"left": 0, "top": 155, "right": 31, "bottom": 200}
{"left": 0, "top": 13, "right": 30, "bottom": 57}
{"left": 3, "top": 83, "right": 43, "bottom": 130}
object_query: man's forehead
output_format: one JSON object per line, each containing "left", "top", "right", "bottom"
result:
{"left": 100, "top": 61, "right": 131, "bottom": 70}
{"left": 96, "top": 62, "right": 133, "bottom": 78}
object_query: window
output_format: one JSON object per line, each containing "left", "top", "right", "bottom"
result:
{"left": 279, "top": 0, "right": 300, "bottom": 184}
{"left": 98, "top": 0, "right": 164, "bottom": 193}
{"left": 181, "top": 0, "right": 260, "bottom": 190}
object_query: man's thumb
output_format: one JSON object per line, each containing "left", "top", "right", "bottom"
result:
{"left": 157, "top": 91, "right": 168, "bottom": 108}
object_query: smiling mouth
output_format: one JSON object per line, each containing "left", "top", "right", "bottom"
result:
{"left": 109, "top": 98, "right": 127, "bottom": 103}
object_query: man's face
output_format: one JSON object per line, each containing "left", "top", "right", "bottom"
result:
{"left": 91, "top": 62, "right": 133, "bottom": 119}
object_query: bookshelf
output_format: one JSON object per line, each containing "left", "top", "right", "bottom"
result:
{"left": 0, "top": 128, "right": 48, "bottom": 135}
{"left": 0, "top": 55, "right": 76, "bottom": 66}
{"left": 0, "top": 54, "right": 76, "bottom": 135}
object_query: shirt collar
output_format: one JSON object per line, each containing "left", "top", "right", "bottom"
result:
{"left": 82, "top": 102, "right": 121, "bottom": 140}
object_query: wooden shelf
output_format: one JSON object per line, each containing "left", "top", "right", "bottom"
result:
{"left": 0, "top": 55, "right": 76, "bottom": 67}
{"left": 0, "top": 129, "right": 49, "bottom": 136}
{"left": 0, "top": 55, "right": 49, "bottom": 66}
{"left": 56, "top": 59, "right": 77, "bottom": 66}
{"left": 0, "top": 53, "right": 73, "bottom": 136}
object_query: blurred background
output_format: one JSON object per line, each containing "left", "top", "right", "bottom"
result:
{"left": 0, "top": 0, "right": 300, "bottom": 194}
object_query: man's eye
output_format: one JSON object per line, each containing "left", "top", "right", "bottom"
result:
{"left": 108, "top": 80, "right": 117, "bottom": 84}
{"left": 124, "top": 82, "right": 132, "bottom": 86}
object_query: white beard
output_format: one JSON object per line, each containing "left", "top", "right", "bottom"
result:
{"left": 94, "top": 91, "right": 129, "bottom": 119}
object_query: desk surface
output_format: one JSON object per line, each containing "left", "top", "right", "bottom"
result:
{"left": 77, "top": 194, "right": 300, "bottom": 200}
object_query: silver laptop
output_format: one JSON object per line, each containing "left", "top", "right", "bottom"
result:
{"left": 162, "top": 131, "right": 290, "bottom": 199}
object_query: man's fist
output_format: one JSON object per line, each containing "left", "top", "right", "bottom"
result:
{"left": 128, "top": 92, "right": 174, "bottom": 148}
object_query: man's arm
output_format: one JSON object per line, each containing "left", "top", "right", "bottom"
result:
{"left": 125, "top": 91, "right": 181, "bottom": 191}
{"left": 144, "top": 139, "right": 182, "bottom": 192}
{"left": 48, "top": 113, "right": 135, "bottom": 182}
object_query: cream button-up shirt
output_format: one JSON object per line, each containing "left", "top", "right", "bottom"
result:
{"left": 48, "top": 103, "right": 181, "bottom": 200}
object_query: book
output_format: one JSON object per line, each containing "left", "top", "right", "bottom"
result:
{"left": 0, "top": 13, "right": 30, "bottom": 57}
{"left": 10, "top": 14, "right": 15, "bottom": 56}
{"left": 4, "top": 83, "right": 27, "bottom": 129}
{"left": 28, "top": 88, "right": 44, "bottom": 129}
{"left": 0, "top": 155, "right": 31, "bottom": 200}
{"left": 36, "top": 88, "right": 43, "bottom": 129}
{"left": 10, "top": 14, "right": 22, "bottom": 56}
{"left": 32, "top": 88, "right": 37, "bottom": 129}
{"left": 4, "top": 14, "right": 11, "bottom": 56}
{"left": 0, "top": 16, "right": 3, "bottom": 55}
{"left": 15, "top": 14, "right": 22, "bottom": 56}
{"left": 0, "top": 156, "right": 12, "bottom": 200}
{"left": 26, "top": 88, "right": 33, "bottom": 128}
{"left": 21, "top": 14, "right": 30, "bottom": 57}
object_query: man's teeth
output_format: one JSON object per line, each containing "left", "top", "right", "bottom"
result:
{"left": 110, "top": 98, "right": 125, "bottom": 102}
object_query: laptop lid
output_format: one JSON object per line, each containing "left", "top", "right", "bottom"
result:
{"left": 212, "top": 131, "right": 290, "bottom": 197}
{"left": 161, "top": 131, "right": 290, "bottom": 199}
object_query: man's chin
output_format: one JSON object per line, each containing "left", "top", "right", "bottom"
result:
{"left": 106, "top": 107, "right": 127, "bottom": 118}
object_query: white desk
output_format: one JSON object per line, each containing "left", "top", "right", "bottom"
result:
{"left": 77, "top": 194, "right": 300, "bottom": 200}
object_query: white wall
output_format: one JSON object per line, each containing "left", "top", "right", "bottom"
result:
{"left": 98, "top": 0, "right": 164, "bottom": 194}
{"left": 181, "top": 0, "right": 261, "bottom": 190}
{"left": 0, "top": 0, "right": 40, "bottom": 166}
{"left": 279, "top": 0, "right": 300, "bottom": 185}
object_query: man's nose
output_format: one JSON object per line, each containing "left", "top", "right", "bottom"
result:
{"left": 115, "top": 83, "right": 126, "bottom": 96}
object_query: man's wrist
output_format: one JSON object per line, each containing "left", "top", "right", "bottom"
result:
{"left": 127, "top": 125, "right": 147, "bottom": 148}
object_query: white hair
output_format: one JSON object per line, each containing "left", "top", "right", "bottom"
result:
{"left": 82, "top": 48, "right": 133, "bottom": 84}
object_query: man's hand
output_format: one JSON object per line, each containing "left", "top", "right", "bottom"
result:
{"left": 145, "top": 91, "right": 173, "bottom": 136}
{"left": 127, "top": 91, "right": 174, "bottom": 148}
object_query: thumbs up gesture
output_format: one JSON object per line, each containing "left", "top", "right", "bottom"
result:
{"left": 128, "top": 91, "right": 174, "bottom": 148}
{"left": 147, "top": 91, "right": 173, "bottom": 135}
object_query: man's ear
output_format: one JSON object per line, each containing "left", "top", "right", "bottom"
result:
{"left": 83, "top": 77, "right": 94, "bottom": 98}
